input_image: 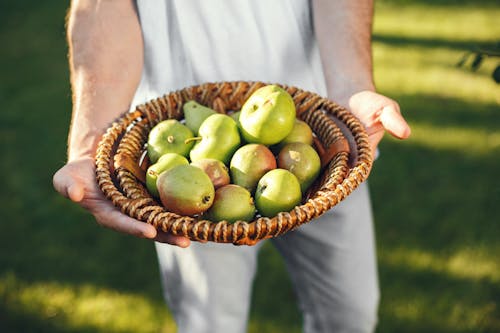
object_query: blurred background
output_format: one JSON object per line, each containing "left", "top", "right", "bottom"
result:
{"left": 1, "top": 0, "right": 499, "bottom": 332}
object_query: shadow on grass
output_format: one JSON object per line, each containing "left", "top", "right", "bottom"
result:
{"left": 371, "top": 141, "right": 499, "bottom": 251}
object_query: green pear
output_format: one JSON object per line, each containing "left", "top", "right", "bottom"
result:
{"left": 147, "top": 119, "right": 194, "bottom": 163}
{"left": 255, "top": 169, "right": 302, "bottom": 218}
{"left": 188, "top": 114, "right": 241, "bottom": 165}
{"left": 278, "top": 142, "right": 321, "bottom": 193}
{"left": 230, "top": 144, "right": 276, "bottom": 193}
{"left": 280, "top": 119, "right": 313, "bottom": 146}
{"left": 205, "top": 184, "right": 256, "bottom": 223}
{"left": 146, "top": 153, "right": 189, "bottom": 197}
{"left": 157, "top": 164, "right": 215, "bottom": 216}
{"left": 183, "top": 100, "right": 217, "bottom": 135}
{"left": 271, "top": 119, "right": 314, "bottom": 154}
{"left": 239, "top": 85, "right": 296, "bottom": 145}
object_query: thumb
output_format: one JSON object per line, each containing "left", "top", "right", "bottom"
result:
{"left": 53, "top": 166, "right": 85, "bottom": 202}
{"left": 379, "top": 104, "right": 411, "bottom": 140}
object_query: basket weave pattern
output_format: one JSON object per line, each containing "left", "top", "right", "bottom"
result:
{"left": 95, "top": 81, "right": 372, "bottom": 245}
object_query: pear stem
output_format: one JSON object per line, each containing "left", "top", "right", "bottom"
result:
{"left": 184, "top": 136, "right": 202, "bottom": 144}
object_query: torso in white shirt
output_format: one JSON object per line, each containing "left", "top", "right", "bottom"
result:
{"left": 133, "top": 0, "right": 327, "bottom": 105}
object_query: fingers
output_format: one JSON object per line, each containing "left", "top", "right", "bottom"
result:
{"left": 94, "top": 207, "right": 191, "bottom": 247}
{"left": 348, "top": 90, "right": 411, "bottom": 141}
{"left": 154, "top": 232, "right": 191, "bottom": 247}
{"left": 94, "top": 208, "right": 158, "bottom": 239}
{"left": 379, "top": 104, "right": 411, "bottom": 140}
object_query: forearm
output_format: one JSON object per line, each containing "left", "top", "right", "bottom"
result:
{"left": 312, "top": 0, "right": 375, "bottom": 106}
{"left": 66, "top": 0, "right": 143, "bottom": 161}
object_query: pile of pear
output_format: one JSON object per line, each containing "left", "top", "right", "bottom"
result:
{"left": 145, "top": 85, "right": 321, "bottom": 223}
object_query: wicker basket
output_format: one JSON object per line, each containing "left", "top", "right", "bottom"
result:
{"left": 95, "top": 81, "right": 372, "bottom": 245}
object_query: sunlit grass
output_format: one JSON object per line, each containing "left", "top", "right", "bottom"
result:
{"left": 0, "top": 273, "right": 175, "bottom": 333}
{"left": 379, "top": 246, "right": 500, "bottom": 282}
{"left": 374, "top": 3, "right": 500, "bottom": 42}
{"left": 384, "top": 296, "right": 499, "bottom": 332}
{"left": 373, "top": 3, "right": 500, "bottom": 105}
{"left": 404, "top": 123, "right": 500, "bottom": 156}
{"left": 374, "top": 44, "right": 500, "bottom": 104}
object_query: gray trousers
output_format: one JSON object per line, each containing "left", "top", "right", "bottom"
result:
{"left": 155, "top": 183, "right": 379, "bottom": 333}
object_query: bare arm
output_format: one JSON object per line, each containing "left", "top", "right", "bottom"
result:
{"left": 312, "top": 0, "right": 375, "bottom": 105}
{"left": 66, "top": 0, "right": 143, "bottom": 160}
{"left": 54, "top": 0, "right": 190, "bottom": 247}
{"left": 312, "top": 0, "right": 410, "bottom": 155}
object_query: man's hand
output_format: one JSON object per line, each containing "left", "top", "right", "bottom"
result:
{"left": 312, "top": 1, "right": 411, "bottom": 156}
{"left": 348, "top": 91, "right": 411, "bottom": 158}
{"left": 54, "top": 2, "right": 190, "bottom": 246}
{"left": 53, "top": 157, "right": 191, "bottom": 247}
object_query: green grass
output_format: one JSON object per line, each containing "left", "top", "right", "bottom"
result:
{"left": 1, "top": 1, "right": 499, "bottom": 332}
{"left": 371, "top": 3, "right": 500, "bottom": 332}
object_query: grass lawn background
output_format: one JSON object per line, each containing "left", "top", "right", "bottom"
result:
{"left": 1, "top": 1, "right": 499, "bottom": 332}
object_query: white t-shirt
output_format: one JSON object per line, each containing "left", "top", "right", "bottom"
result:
{"left": 132, "top": 0, "right": 327, "bottom": 105}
